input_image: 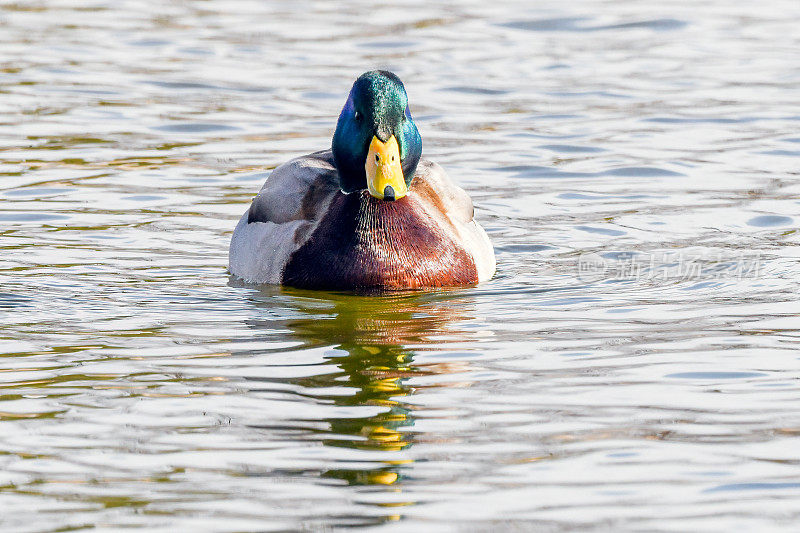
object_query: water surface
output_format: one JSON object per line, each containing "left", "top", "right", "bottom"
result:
{"left": 2, "top": 0, "right": 800, "bottom": 530}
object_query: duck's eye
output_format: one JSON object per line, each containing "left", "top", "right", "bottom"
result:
{"left": 354, "top": 111, "right": 362, "bottom": 122}
{"left": 375, "top": 154, "right": 380, "bottom": 162}
{"left": 391, "top": 155, "right": 395, "bottom": 161}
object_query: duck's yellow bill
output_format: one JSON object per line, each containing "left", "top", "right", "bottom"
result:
{"left": 365, "top": 135, "right": 407, "bottom": 201}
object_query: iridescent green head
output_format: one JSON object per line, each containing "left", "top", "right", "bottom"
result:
{"left": 332, "top": 71, "right": 422, "bottom": 201}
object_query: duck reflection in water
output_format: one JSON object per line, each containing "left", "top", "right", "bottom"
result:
{"left": 243, "top": 286, "right": 475, "bottom": 488}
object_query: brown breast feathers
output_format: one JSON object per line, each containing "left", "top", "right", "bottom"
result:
{"left": 282, "top": 190, "right": 478, "bottom": 291}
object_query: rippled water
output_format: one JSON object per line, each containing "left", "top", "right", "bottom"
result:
{"left": 2, "top": 0, "right": 800, "bottom": 530}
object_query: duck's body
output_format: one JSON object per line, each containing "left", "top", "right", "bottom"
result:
{"left": 229, "top": 71, "right": 495, "bottom": 291}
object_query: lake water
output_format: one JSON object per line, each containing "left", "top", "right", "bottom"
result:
{"left": 2, "top": 0, "right": 800, "bottom": 530}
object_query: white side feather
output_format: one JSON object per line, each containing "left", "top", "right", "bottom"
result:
{"left": 228, "top": 153, "right": 337, "bottom": 284}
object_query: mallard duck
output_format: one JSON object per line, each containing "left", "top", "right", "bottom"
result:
{"left": 229, "top": 70, "right": 495, "bottom": 290}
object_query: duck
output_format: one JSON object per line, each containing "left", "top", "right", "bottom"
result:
{"left": 229, "top": 70, "right": 495, "bottom": 291}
